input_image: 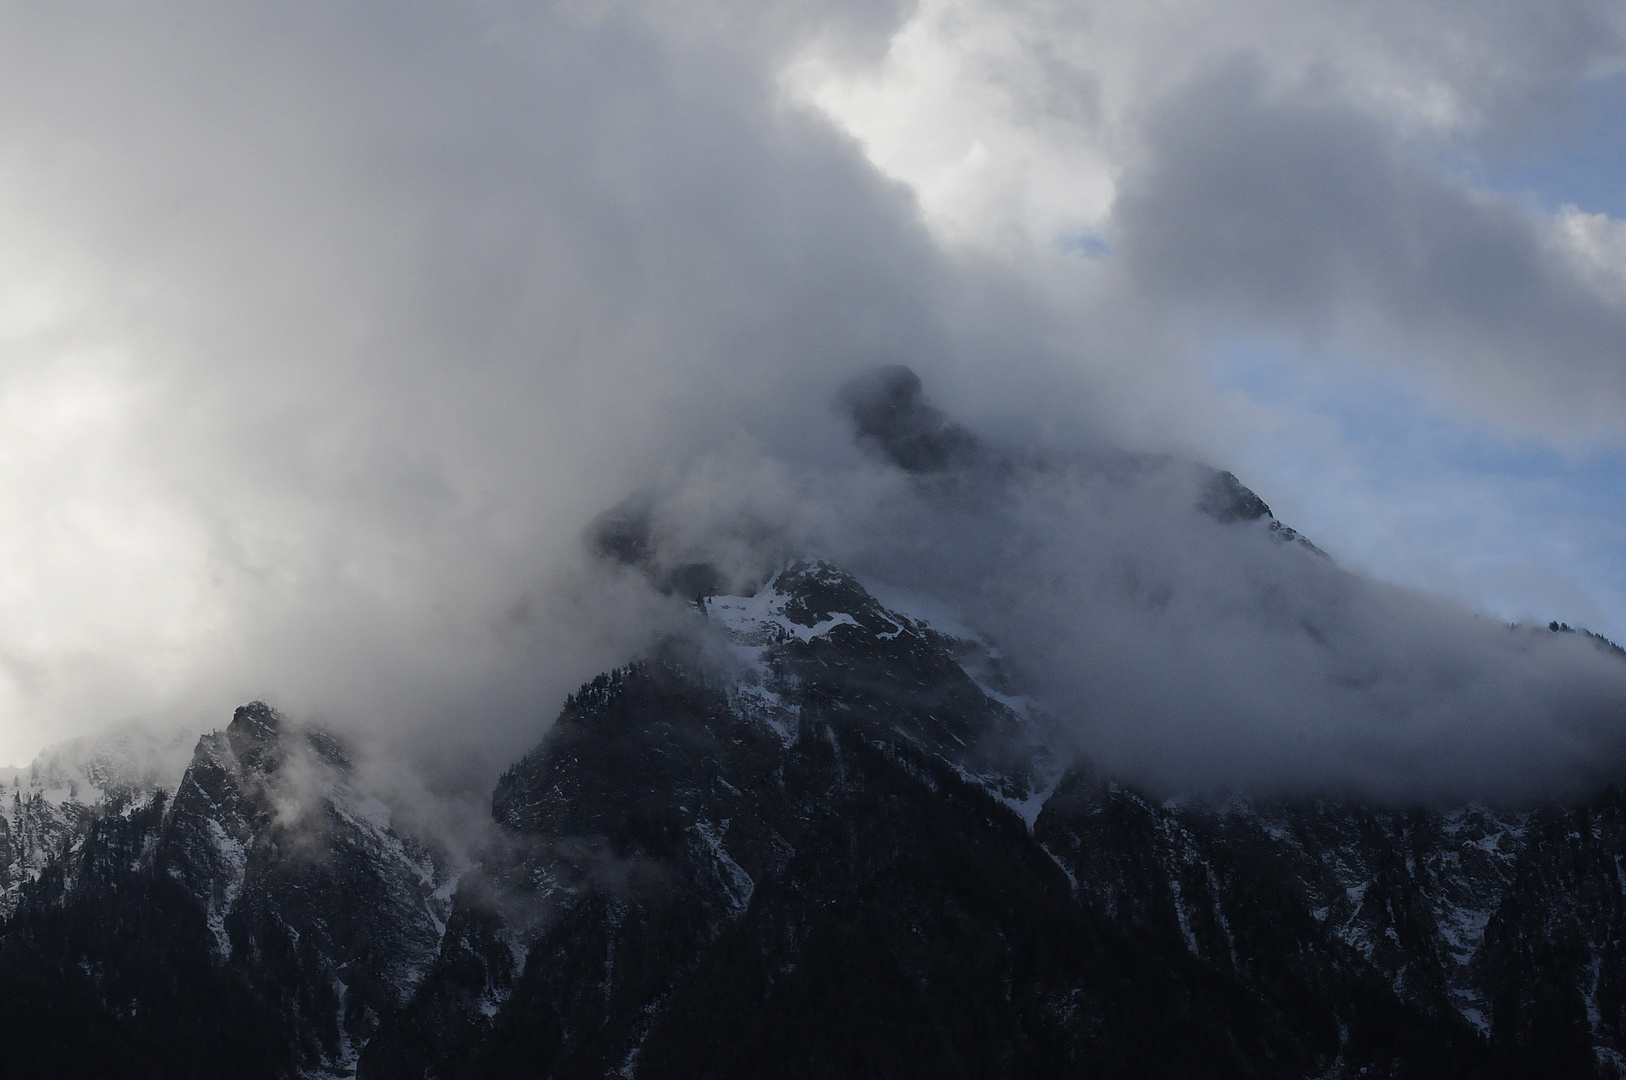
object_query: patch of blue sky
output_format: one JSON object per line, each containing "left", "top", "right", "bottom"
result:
{"left": 1054, "top": 230, "right": 1110, "bottom": 258}
{"left": 1207, "top": 339, "right": 1626, "bottom": 642}
{"left": 1451, "top": 72, "right": 1626, "bottom": 219}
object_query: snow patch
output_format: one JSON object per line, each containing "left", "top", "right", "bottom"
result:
{"left": 1459, "top": 1005, "right": 1490, "bottom": 1036}
{"left": 1438, "top": 905, "right": 1493, "bottom": 965}
{"left": 204, "top": 818, "right": 249, "bottom": 957}
{"left": 693, "top": 818, "right": 754, "bottom": 914}
{"left": 707, "top": 585, "right": 858, "bottom": 646}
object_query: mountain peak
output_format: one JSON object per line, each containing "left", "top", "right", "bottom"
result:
{"left": 839, "top": 365, "right": 981, "bottom": 474}
{"left": 1198, "top": 468, "right": 1272, "bottom": 523}
{"left": 226, "top": 700, "right": 283, "bottom": 773}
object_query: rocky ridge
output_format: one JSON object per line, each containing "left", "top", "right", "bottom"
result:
{"left": 0, "top": 703, "right": 451, "bottom": 1079}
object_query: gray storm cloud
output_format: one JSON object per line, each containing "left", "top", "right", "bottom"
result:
{"left": 0, "top": 1, "right": 1622, "bottom": 802}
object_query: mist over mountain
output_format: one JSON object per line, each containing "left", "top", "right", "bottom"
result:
{"left": 591, "top": 366, "right": 1626, "bottom": 803}
{"left": 6, "top": 371, "right": 1626, "bottom": 1075}
{"left": 7, "top": 471, "right": 1626, "bottom": 1076}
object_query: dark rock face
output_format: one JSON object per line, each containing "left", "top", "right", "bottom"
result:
{"left": 587, "top": 498, "right": 729, "bottom": 602}
{"left": 839, "top": 365, "right": 983, "bottom": 474}
{"left": 1200, "top": 468, "right": 1273, "bottom": 523}
{"left": 8, "top": 561, "right": 1626, "bottom": 1079}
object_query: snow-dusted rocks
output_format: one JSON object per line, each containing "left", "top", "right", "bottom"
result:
{"left": 0, "top": 726, "right": 189, "bottom": 916}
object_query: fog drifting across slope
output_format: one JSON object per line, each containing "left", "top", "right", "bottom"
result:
{"left": 613, "top": 368, "right": 1626, "bottom": 802}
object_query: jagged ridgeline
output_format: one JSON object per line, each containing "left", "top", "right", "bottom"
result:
{"left": 6, "top": 370, "right": 1626, "bottom": 1078}
{"left": 0, "top": 703, "right": 451, "bottom": 1079}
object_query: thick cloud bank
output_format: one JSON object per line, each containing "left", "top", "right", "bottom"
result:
{"left": 0, "top": 1, "right": 963, "bottom": 767}
{"left": 0, "top": 2, "right": 1622, "bottom": 802}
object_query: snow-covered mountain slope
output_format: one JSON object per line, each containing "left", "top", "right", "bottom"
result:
{"left": 1043, "top": 774, "right": 1626, "bottom": 1076}
{"left": 704, "top": 558, "right": 1049, "bottom": 784}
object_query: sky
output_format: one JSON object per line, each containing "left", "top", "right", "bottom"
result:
{"left": 0, "top": 1, "right": 1624, "bottom": 795}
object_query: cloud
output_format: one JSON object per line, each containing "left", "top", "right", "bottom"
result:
{"left": 792, "top": 0, "right": 1626, "bottom": 437}
{"left": 0, "top": 0, "right": 962, "bottom": 766}
{"left": 1113, "top": 54, "right": 1626, "bottom": 435}
{"left": 0, "top": 0, "right": 1622, "bottom": 807}
{"left": 788, "top": 0, "right": 1626, "bottom": 241}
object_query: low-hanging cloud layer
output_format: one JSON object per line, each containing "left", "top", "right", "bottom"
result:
{"left": 618, "top": 367, "right": 1626, "bottom": 802}
{"left": 0, "top": 1, "right": 1623, "bottom": 800}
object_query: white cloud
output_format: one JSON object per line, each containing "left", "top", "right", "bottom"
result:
{"left": 786, "top": 0, "right": 1626, "bottom": 252}
{"left": 1553, "top": 204, "right": 1626, "bottom": 303}
{"left": 787, "top": 0, "right": 1626, "bottom": 442}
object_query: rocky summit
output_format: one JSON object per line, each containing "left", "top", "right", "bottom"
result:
{"left": 6, "top": 556, "right": 1626, "bottom": 1078}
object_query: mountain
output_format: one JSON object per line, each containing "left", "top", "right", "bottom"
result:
{"left": 6, "top": 368, "right": 1626, "bottom": 1078}
{"left": 5, "top": 555, "right": 1626, "bottom": 1078}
